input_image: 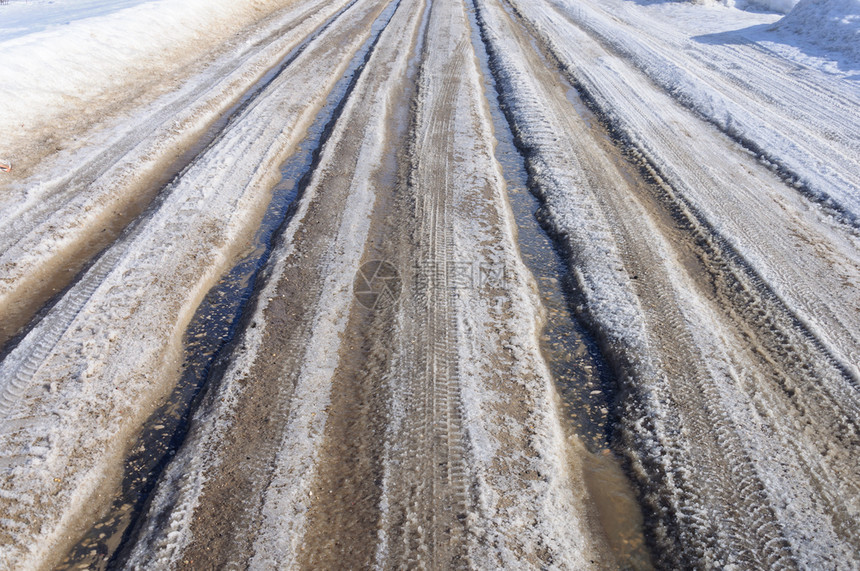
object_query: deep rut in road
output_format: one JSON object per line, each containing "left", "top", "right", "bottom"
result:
{"left": 0, "top": 0, "right": 358, "bottom": 351}
{"left": 55, "top": 1, "right": 399, "bottom": 566}
{"left": 478, "top": 0, "right": 860, "bottom": 567}
{"left": 120, "top": 0, "right": 638, "bottom": 567}
{"left": 467, "top": 4, "right": 652, "bottom": 566}
{"left": 0, "top": 0, "right": 398, "bottom": 567}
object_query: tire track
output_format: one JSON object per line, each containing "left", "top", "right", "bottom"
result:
{"left": 0, "top": 0, "right": 392, "bottom": 567}
{"left": 518, "top": 0, "right": 860, "bottom": 565}
{"left": 245, "top": 1, "right": 424, "bottom": 566}
{"left": 375, "top": 16, "right": 473, "bottom": 562}
{"left": 0, "top": 0, "right": 363, "bottom": 412}
{"left": 475, "top": 0, "right": 859, "bottom": 567}
{"left": 546, "top": 0, "right": 860, "bottom": 228}
{"left": 0, "top": 0, "right": 357, "bottom": 350}
{"left": 282, "top": 2, "right": 428, "bottom": 568}
{"left": 371, "top": 0, "right": 612, "bottom": 566}
{"left": 120, "top": 0, "right": 420, "bottom": 567}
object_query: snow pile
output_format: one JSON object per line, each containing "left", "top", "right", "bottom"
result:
{"left": 0, "top": 0, "right": 284, "bottom": 156}
{"left": 774, "top": 0, "right": 860, "bottom": 62}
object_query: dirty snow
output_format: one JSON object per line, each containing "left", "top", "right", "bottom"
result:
{"left": 0, "top": 0, "right": 295, "bottom": 159}
{"left": 1, "top": 0, "right": 858, "bottom": 566}
{"left": 0, "top": 0, "right": 375, "bottom": 566}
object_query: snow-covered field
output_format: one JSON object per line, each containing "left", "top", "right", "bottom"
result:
{"left": 0, "top": 0, "right": 857, "bottom": 568}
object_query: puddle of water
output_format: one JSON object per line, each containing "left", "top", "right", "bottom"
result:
{"left": 54, "top": 2, "right": 402, "bottom": 568}
{"left": 467, "top": 0, "right": 611, "bottom": 464}
{"left": 467, "top": 3, "right": 653, "bottom": 569}
{"left": 580, "top": 443, "right": 653, "bottom": 569}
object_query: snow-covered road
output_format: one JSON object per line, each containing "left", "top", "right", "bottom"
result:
{"left": 0, "top": 0, "right": 857, "bottom": 568}
{"left": 483, "top": 0, "right": 859, "bottom": 566}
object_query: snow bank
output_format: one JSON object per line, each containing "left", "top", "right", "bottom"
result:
{"left": 774, "top": 0, "right": 860, "bottom": 62}
{"left": 0, "top": 0, "right": 288, "bottom": 157}
{"left": 0, "top": 0, "right": 153, "bottom": 42}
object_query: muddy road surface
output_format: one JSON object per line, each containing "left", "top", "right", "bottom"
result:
{"left": 0, "top": 0, "right": 857, "bottom": 569}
